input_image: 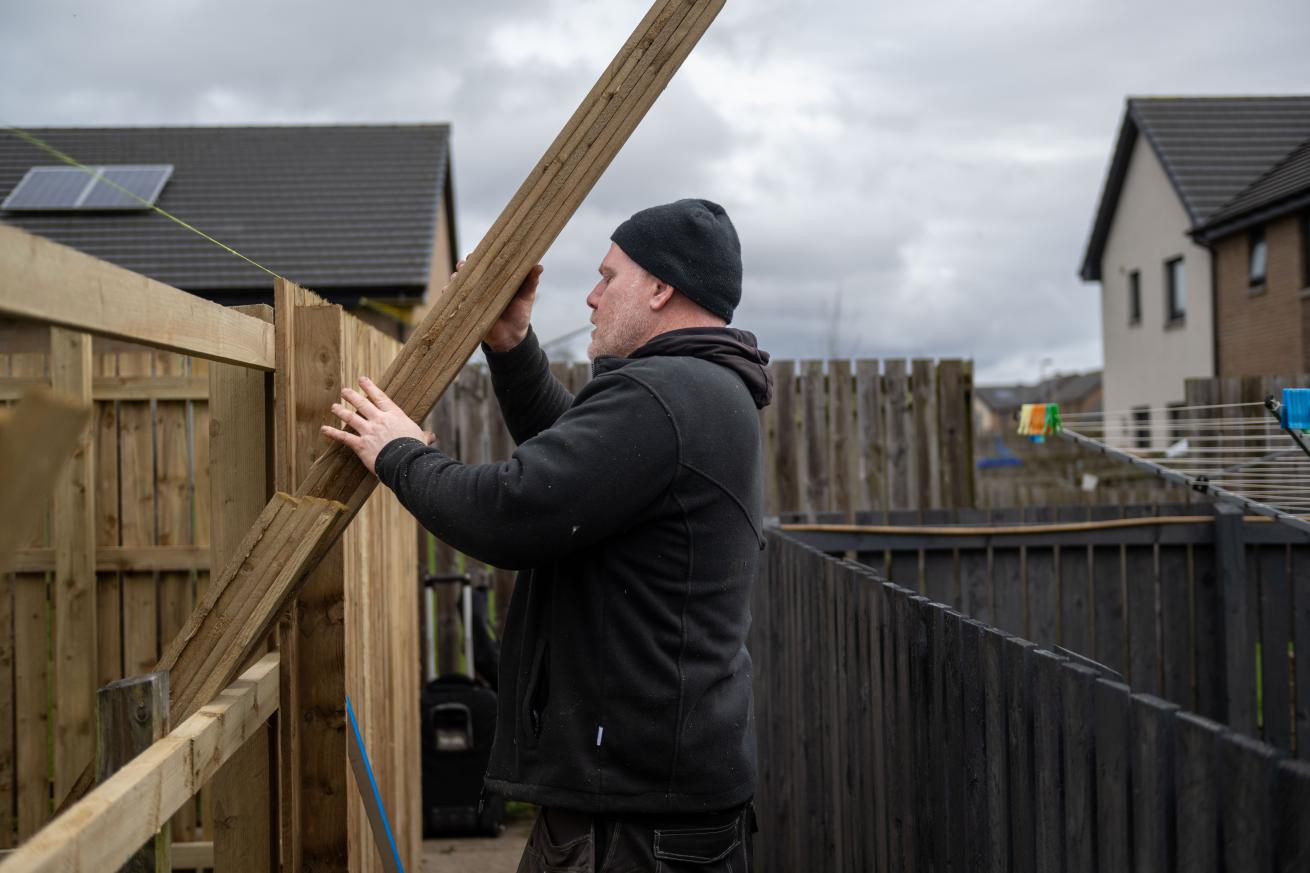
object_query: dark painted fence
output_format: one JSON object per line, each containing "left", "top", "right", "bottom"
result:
{"left": 751, "top": 530, "right": 1310, "bottom": 873}
{"left": 786, "top": 502, "right": 1309, "bottom": 758}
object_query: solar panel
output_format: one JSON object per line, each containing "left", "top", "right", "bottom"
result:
{"left": 1, "top": 164, "right": 172, "bottom": 211}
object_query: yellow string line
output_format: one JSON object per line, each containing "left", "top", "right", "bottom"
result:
{"left": 3, "top": 125, "right": 286, "bottom": 281}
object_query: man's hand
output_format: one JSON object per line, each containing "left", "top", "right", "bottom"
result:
{"left": 478, "top": 259, "right": 543, "bottom": 353}
{"left": 321, "top": 377, "right": 434, "bottom": 475}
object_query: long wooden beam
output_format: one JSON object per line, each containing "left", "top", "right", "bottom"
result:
{"left": 12, "top": 544, "right": 211, "bottom": 573}
{"left": 159, "top": 0, "right": 726, "bottom": 724}
{"left": 0, "top": 653, "right": 279, "bottom": 873}
{"left": 0, "top": 374, "right": 209, "bottom": 402}
{"left": 0, "top": 224, "right": 276, "bottom": 370}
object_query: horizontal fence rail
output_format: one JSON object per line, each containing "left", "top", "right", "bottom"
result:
{"left": 751, "top": 530, "right": 1310, "bottom": 873}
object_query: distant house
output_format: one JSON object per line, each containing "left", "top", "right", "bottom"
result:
{"left": 973, "top": 371, "right": 1102, "bottom": 435}
{"left": 0, "top": 124, "right": 458, "bottom": 339}
{"left": 1080, "top": 97, "right": 1310, "bottom": 447}
{"left": 1191, "top": 138, "right": 1310, "bottom": 375}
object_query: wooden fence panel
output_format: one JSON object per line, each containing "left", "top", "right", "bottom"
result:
{"left": 1295, "top": 548, "right": 1310, "bottom": 761}
{"left": 856, "top": 360, "right": 886, "bottom": 514}
{"left": 884, "top": 360, "right": 912, "bottom": 512}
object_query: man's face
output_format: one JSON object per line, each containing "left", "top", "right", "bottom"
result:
{"left": 586, "top": 243, "right": 659, "bottom": 360}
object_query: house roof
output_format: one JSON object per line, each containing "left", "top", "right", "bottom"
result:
{"left": 1191, "top": 134, "right": 1310, "bottom": 242}
{"left": 975, "top": 371, "right": 1102, "bottom": 413}
{"left": 1079, "top": 96, "right": 1310, "bottom": 281}
{"left": 0, "top": 124, "right": 454, "bottom": 300}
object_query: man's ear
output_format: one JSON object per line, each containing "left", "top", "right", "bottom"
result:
{"left": 649, "top": 281, "right": 676, "bottom": 311}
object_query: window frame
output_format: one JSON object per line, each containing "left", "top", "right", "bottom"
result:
{"left": 1164, "top": 256, "right": 1186, "bottom": 325}
{"left": 1128, "top": 269, "right": 1142, "bottom": 326}
{"left": 1248, "top": 226, "right": 1268, "bottom": 290}
{"left": 1133, "top": 406, "right": 1151, "bottom": 450}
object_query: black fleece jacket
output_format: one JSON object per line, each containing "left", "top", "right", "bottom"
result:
{"left": 375, "top": 326, "right": 772, "bottom": 813}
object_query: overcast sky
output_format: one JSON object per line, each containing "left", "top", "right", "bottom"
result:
{"left": 4, "top": 0, "right": 1309, "bottom": 382}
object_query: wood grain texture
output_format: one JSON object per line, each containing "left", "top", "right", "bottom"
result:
{"left": 96, "top": 671, "right": 170, "bottom": 873}
{"left": 2, "top": 654, "right": 278, "bottom": 873}
{"left": 0, "top": 223, "right": 275, "bottom": 369}
{"left": 49, "top": 329, "right": 97, "bottom": 808}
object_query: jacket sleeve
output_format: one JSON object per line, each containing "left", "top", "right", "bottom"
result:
{"left": 481, "top": 327, "right": 575, "bottom": 444}
{"left": 374, "top": 371, "right": 678, "bottom": 570}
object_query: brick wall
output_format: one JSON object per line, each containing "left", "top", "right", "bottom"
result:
{"left": 1215, "top": 213, "right": 1308, "bottom": 376}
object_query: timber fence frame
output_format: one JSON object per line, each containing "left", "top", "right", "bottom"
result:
{"left": 753, "top": 528, "right": 1310, "bottom": 873}
{"left": 0, "top": 233, "right": 420, "bottom": 870}
{"left": 785, "top": 501, "right": 1310, "bottom": 760}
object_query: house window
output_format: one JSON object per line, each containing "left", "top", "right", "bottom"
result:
{"left": 1133, "top": 406, "right": 1151, "bottom": 449}
{"left": 1249, "top": 226, "right": 1267, "bottom": 288}
{"left": 1165, "top": 257, "right": 1185, "bottom": 324}
{"left": 1128, "top": 270, "right": 1141, "bottom": 325}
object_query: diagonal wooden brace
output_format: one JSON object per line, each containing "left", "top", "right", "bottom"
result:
{"left": 159, "top": 0, "right": 727, "bottom": 724}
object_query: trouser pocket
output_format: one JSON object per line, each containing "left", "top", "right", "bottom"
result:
{"left": 517, "top": 808, "right": 594, "bottom": 873}
{"left": 652, "top": 817, "right": 745, "bottom": 873}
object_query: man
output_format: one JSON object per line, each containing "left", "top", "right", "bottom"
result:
{"left": 323, "top": 199, "right": 772, "bottom": 872}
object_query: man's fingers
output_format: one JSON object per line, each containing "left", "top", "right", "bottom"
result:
{"left": 342, "top": 386, "right": 381, "bottom": 418}
{"left": 357, "top": 377, "right": 395, "bottom": 411}
{"left": 330, "top": 402, "right": 367, "bottom": 433}
{"left": 320, "top": 424, "right": 363, "bottom": 451}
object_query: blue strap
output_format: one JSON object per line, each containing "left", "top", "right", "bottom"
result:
{"left": 346, "top": 696, "right": 406, "bottom": 873}
{"left": 1283, "top": 388, "right": 1310, "bottom": 430}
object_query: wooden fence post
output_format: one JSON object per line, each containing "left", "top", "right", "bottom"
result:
{"left": 1214, "top": 502, "right": 1256, "bottom": 735}
{"left": 97, "top": 671, "right": 169, "bottom": 872}
{"left": 210, "top": 304, "right": 276, "bottom": 872}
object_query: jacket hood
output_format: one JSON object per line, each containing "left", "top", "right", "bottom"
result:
{"left": 595, "top": 327, "right": 773, "bottom": 409}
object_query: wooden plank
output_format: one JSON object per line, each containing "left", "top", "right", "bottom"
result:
{"left": 49, "top": 329, "right": 97, "bottom": 810}
{"left": 11, "top": 546, "right": 209, "bottom": 574}
{"left": 960, "top": 619, "right": 988, "bottom": 873}
{"left": 0, "top": 375, "right": 208, "bottom": 403}
{"left": 1056, "top": 505, "right": 1091, "bottom": 654}
{"left": 1031, "top": 650, "right": 1064, "bottom": 873}
{"left": 1193, "top": 537, "right": 1223, "bottom": 721}
{"left": 1215, "top": 503, "right": 1257, "bottom": 735}
{"left": 991, "top": 508, "right": 1024, "bottom": 637}
{"left": 941, "top": 609, "right": 966, "bottom": 873}
{"left": 1090, "top": 505, "right": 1126, "bottom": 677}
{"left": 921, "top": 508, "right": 955, "bottom": 606}
{"left": 1004, "top": 638, "right": 1037, "bottom": 873}
{"left": 855, "top": 360, "right": 886, "bottom": 514}
{"left": 0, "top": 388, "right": 91, "bottom": 574}
{"left": 1220, "top": 731, "right": 1281, "bottom": 873}
{"left": 94, "top": 350, "right": 123, "bottom": 691}
{"left": 2, "top": 654, "right": 278, "bottom": 873}
{"left": 1124, "top": 504, "right": 1159, "bottom": 693}
{"left": 0, "top": 225, "right": 275, "bottom": 370}
{"left": 884, "top": 360, "right": 911, "bottom": 510}
{"left": 1159, "top": 519, "right": 1192, "bottom": 710}
{"left": 1174, "top": 711, "right": 1223, "bottom": 873}
{"left": 910, "top": 359, "right": 938, "bottom": 510}
{"left": 97, "top": 671, "right": 170, "bottom": 872}
{"left": 1024, "top": 506, "right": 1059, "bottom": 647}
{"left": 1130, "top": 694, "right": 1178, "bottom": 873}
{"left": 1259, "top": 543, "right": 1292, "bottom": 750}
{"left": 981, "top": 626, "right": 1009, "bottom": 873}
{"left": 208, "top": 305, "right": 275, "bottom": 873}
{"left": 1276, "top": 759, "right": 1310, "bottom": 871}
{"left": 170, "top": 842, "right": 213, "bottom": 869}
{"left": 1094, "top": 680, "right": 1132, "bottom": 873}
{"left": 958, "top": 507, "right": 990, "bottom": 623}
{"left": 800, "top": 360, "right": 829, "bottom": 518}
{"left": 935, "top": 359, "right": 973, "bottom": 509}
{"left": 1294, "top": 545, "right": 1310, "bottom": 761}
{"left": 828, "top": 359, "right": 855, "bottom": 520}
{"left": 118, "top": 351, "right": 157, "bottom": 682}
{"left": 773, "top": 361, "right": 800, "bottom": 514}
{"left": 1060, "top": 663, "right": 1097, "bottom": 873}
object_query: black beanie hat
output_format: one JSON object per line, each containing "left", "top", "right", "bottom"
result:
{"left": 610, "top": 198, "right": 742, "bottom": 323}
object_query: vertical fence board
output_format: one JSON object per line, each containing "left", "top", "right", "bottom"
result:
{"left": 856, "top": 360, "right": 886, "bottom": 514}
{"left": 1221, "top": 732, "right": 1280, "bottom": 873}
{"left": 1175, "top": 711, "right": 1223, "bottom": 873}
{"left": 961, "top": 619, "right": 988, "bottom": 872}
{"left": 937, "top": 359, "right": 973, "bottom": 509}
{"left": 1005, "top": 639, "right": 1037, "bottom": 873}
{"left": 1276, "top": 760, "right": 1310, "bottom": 871}
{"left": 1061, "top": 663, "right": 1097, "bottom": 873}
{"left": 1259, "top": 544, "right": 1292, "bottom": 751}
{"left": 1194, "top": 539, "right": 1223, "bottom": 722}
{"left": 1025, "top": 506, "right": 1059, "bottom": 648}
{"left": 828, "top": 360, "right": 855, "bottom": 520}
{"left": 1130, "top": 694, "right": 1178, "bottom": 873}
{"left": 991, "top": 508, "right": 1023, "bottom": 637}
{"left": 773, "top": 361, "right": 800, "bottom": 516}
{"left": 981, "top": 627, "right": 1009, "bottom": 873}
{"left": 1090, "top": 505, "right": 1126, "bottom": 677}
{"left": 1124, "top": 504, "right": 1159, "bottom": 693}
{"left": 93, "top": 350, "right": 123, "bottom": 690}
{"left": 911, "top": 359, "right": 938, "bottom": 510}
{"left": 1094, "top": 680, "right": 1132, "bottom": 873}
{"left": 1294, "top": 548, "right": 1310, "bottom": 761}
{"left": 800, "top": 360, "right": 829, "bottom": 518}
{"left": 1159, "top": 519, "right": 1193, "bottom": 712}
{"left": 959, "top": 507, "right": 991, "bottom": 624}
{"left": 1057, "top": 505, "right": 1092, "bottom": 654}
{"left": 884, "top": 360, "right": 912, "bottom": 511}
{"left": 1031, "top": 650, "right": 1065, "bottom": 873}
